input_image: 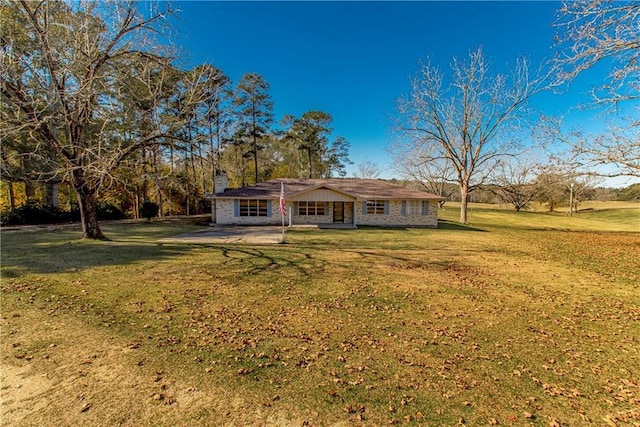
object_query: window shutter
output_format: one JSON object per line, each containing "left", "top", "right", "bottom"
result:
{"left": 325, "top": 202, "right": 329, "bottom": 215}
{"left": 422, "top": 201, "right": 429, "bottom": 215}
{"left": 362, "top": 201, "right": 367, "bottom": 215}
{"left": 233, "top": 200, "right": 239, "bottom": 217}
{"left": 401, "top": 201, "right": 407, "bottom": 216}
{"left": 267, "top": 200, "right": 272, "bottom": 217}
{"left": 384, "top": 201, "right": 390, "bottom": 215}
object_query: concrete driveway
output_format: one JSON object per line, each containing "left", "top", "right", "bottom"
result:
{"left": 160, "top": 226, "right": 286, "bottom": 244}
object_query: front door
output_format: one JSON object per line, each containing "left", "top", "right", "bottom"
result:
{"left": 333, "top": 202, "right": 344, "bottom": 223}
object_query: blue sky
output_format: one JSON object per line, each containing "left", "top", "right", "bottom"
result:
{"left": 170, "top": 1, "right": 636, "bottom": 186}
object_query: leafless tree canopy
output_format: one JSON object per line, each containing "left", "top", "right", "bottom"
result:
{"left": 554, "top": 0, "right": 640, "bottom": 105}
{"left": 488, "top": 157, "right": 540, "bottom": 211}
{"left": 395, "top": 48, "right": 544, "bottom": 223}
{"left": 354, "top": 160, "right": 382, "bottom": 180}
{"left": 540, "top": 115, "right": 640, "bottom": 178}
{"left": 551, "top": 1, "right": 640, "bottom": 179}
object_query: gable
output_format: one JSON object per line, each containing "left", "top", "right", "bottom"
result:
{"left": 290, "top": 186, "right": 357, "bottom": 202}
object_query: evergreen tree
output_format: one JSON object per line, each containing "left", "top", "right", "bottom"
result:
{"left": 233, "top": 73, "right": 273, "bottom": 184}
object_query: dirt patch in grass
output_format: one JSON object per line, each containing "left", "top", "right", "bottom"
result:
{"left": 1, "top": 302, "right": 305, "bottom": 427}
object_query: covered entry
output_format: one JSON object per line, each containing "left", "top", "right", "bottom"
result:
{"left": 289, "top": 185, "right": 357, "bottom": 228}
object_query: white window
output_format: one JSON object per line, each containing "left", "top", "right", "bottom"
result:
{"left": 403, "top": 200, "right": 429, "bottom": 216}
{"left": 406, "top": 200, "right": 423, "bottom": 216}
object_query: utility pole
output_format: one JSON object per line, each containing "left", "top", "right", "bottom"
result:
{"left": 568, "top": 182, "right": 574, "bottom": 217}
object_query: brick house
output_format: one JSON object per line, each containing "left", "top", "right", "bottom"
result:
{"left": 211, "top": 177, "right": 444, "bottom": 228}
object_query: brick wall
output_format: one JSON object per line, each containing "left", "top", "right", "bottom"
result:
{"left": 216, "top": 199, "right": 439, "bottom": 228}
{"left": 356, "top": 200, "right": 438, "bottom": 228}
{"left": 216, "top": 199, "right": 283, "bottom": 225}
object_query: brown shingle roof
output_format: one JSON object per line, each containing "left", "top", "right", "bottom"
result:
{"left": 215, "top": 179, "right": 444, "bottom": 200}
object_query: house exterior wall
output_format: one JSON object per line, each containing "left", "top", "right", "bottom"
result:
{"left": 290, "top": 201, "right": 356, "bottom": 226}
{"left": 216, "top": 199, "right": 283, "bottom": 225}
{"left": 356, "top": 200, "right": 439, "bottom": 228}
{"left": 216, "top": 198, "right": 439, "bottom": 228}
{"left": 290, "top": 201, "right": 331, "bottom": 226}
{"left": 291, "top": 211, "right": 332, "bottom": 225}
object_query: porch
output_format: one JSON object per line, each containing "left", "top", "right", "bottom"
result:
{"left": 288, "top": 201, "right": 356, "bottom": 228}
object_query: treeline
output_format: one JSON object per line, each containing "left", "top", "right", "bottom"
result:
{"left": 404, "top": 170, "right": 640, "bottom": 213}
{"left": 1, "top": 69, "right": 351, "bottom": 218}
{"left": 0, "top": 2, "right": 350, "bottom": 236}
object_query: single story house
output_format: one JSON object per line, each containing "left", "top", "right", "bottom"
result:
{"left": 211, "top": 178, "right": 445, "bottom": 228}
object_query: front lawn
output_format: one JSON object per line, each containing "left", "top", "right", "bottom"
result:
{"left": 1, "top": 206, "right": 639, "bottom": 426}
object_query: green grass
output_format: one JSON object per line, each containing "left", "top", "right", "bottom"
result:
{"left": 1, "top": 205, "right": 639, "bottom": 426}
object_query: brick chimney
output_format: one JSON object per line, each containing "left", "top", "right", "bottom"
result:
{"left": 214, "top": 170, "right": 228, "bottom": 194}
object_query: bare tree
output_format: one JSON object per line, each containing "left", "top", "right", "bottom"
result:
{"left": 397, "top": 48, "right": 545, "bottom": 223}
{"left": 198, "top": 65, "right": 232, "bottom": 193}
{"left": 552, "top": 1, "right": 640, "bottom": 179}
{"left": 489, "top": 158, "right": 540, "bottom": 211}
{"left": 533, "top": 167, "right": 569, "bottom": 212}
{"left": 540, "top": 116, "right": 640, "bottom": 178}
{"left": 0, "top": 1, "right": 203, "bottom": 238}
{"left": 532, "top": 163, "right": 598, "bottom": 213}
{"left": 554, "top": 0, "right": 640, "bottom": 105}
{"left": 390, "top": 143, "right": 454, "bottom": 206}
{"left": 570, "top": 174, "right": 598, "bottom": 214}
{"left": 354, "top": 160, "right": 382, "bottom": 179}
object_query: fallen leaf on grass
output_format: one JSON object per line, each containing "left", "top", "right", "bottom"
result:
{"left": 344, "top": 404, "right": 356, "bottom": 414}
{"left": 80, "top": 403, "right": 92, "bottom": 413}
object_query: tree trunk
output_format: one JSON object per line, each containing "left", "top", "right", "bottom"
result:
{"left": 73, "top": 171, "right": 103, "bottom": 239}
{"left": 459, "top": 183, "right": 469, "bottom": 224}
{"left": 157, "top": 187, "right": 163, "bottom": 218}
{"left": 25, "top": 180, "right": 36, "bottom": 201}
{"left": 7, "top": 180, "right": 15, "bottom": 210}
{"left": 252, "top": 108, "right": 259, "bottom": 184}
{"left": 46, "top": 182, "right": 59, "bottom": 207}
{"left": 141, "top": 147, "right": 149, "bottom": 202}
{"left": 136, "top": 186, "right": 142, "bottom": 219}
{"left": 253, "top": 136, "right": 259, "bottom": 184}
{"left": 133, "top": 194, "right": 139, "bottom": 219}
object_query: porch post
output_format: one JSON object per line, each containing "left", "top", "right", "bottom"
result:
{"left": 353, "top": 201, "right": 357, "bottom": 227}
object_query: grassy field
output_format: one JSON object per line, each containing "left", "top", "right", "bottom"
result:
{"left": 1, "top": 203, "right": 639, "bottom": 426}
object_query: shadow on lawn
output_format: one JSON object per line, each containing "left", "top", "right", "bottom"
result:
{"left": 0, "top": 236, "right": 193, "bottom": 277}
{"left": 437, "top": 220, "right": 487, "bottom": 232}
{"left": 216, "top": 245, "right": 318, "bottom": 278}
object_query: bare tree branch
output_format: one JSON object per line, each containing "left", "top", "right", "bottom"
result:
{"left": 395, "top": 48, "right": 546, "bottom": 223}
